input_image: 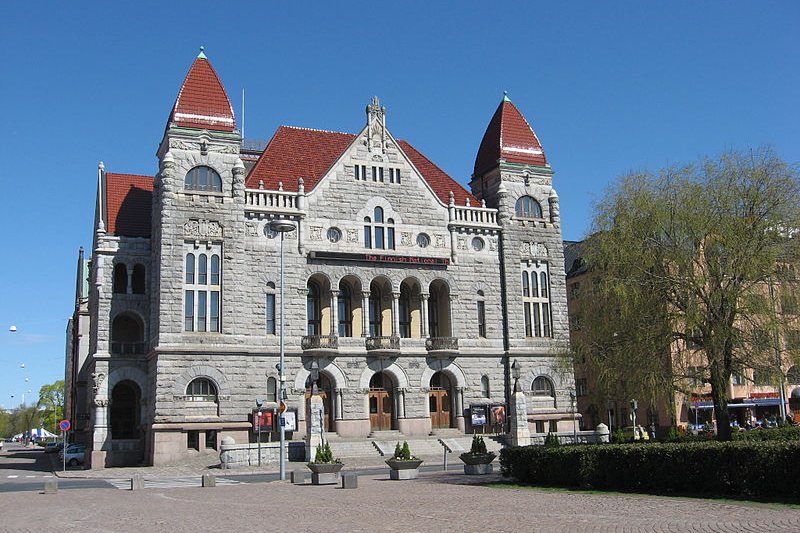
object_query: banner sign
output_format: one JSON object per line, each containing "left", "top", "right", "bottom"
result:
{"left": 310, "top": 251, "right": 449, "bottom": 267}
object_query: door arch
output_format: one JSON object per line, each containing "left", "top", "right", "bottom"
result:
{"left": 369, "top": 372, "right": 394, "bottom": 431}
{"left": 306, "top": 373, "right": 334, "bottom": 432}
{"left": 110, "top": 380, "right": 140, "bottom": 439}
{"left": 429, "top": 372, "right": 453, "bottom": 429}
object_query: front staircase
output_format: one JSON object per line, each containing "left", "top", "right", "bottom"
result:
{"left": 324, "top": 432, "right": 506, "bottom": 461}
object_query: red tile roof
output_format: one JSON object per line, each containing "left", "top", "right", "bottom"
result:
{"left": 105, "top": 173, "right": 153, "bottom": 237}
{"left": 246, "top": 126, "right": 477, "bottom": 206}
{"left": 168, "top": 55, "right": 235, "bottom": 132}
{"left": 473, "top": 97, "right": 548, "bottom": 175}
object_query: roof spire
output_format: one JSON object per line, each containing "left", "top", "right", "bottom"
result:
{"left": 503, "top": 90, "right": 510, "bottom": 102}
{"left": 473, "top": 97, "right": 548, "bottom": 175}
{"left": 198, "top": 46, "right": 207, "bottom": 59}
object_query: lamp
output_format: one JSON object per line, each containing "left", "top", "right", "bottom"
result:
{"left": 268, "top": 217, "right": 296, "bottom": 481}
{"left": 310, "top": 359, "right": 320, "bottom": 395}
{"left": 511, "top": 359, "right": 521, "bottom": 392}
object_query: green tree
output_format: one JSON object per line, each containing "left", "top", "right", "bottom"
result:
{"left": 37, "top": 379, "right": 65, "bottom": 434}
{"left": 582, "top": 148, "right": 800, "bottom": 441}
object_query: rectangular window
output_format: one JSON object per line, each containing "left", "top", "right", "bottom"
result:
{"left": 542, "top": 303, "right": 551, "bottom": 337}
{"left": 266, "top": 294, "right": 276, "bottom": 334}
{"left": 549, "top": 420, "right": 558, "bottom": 433}
{"left": 535, "top": 421, "right": 545, "bottom": 434}
{"left": 533, "top": 303, "right": 542, "bottom": 337}
{"left": 522, "top": 263, "right": 552, "bottom": 338}
{"left": 369, "top": 298, "right": 381, "bottom": 337}
{"left": 389, "top": 168, "right": 401, "bottom": 184}
{"left": 210, "top": 291, "right": 219, "bottom": 332}
{"left": 197, "top": 291, "right": 207, "bottom": 332}
{"left": 524, "top": 304, "right": 532, "bottom": 337}
{"left": 387, "top": 227, "right": 395, "bottom": 250}
{"left": 205, "top": 430, "right": 217, "bottom": 450}
{"left": 371, "top": 166, "right": 378, "bottom": 181}
{"left": 185, "top": 290, "right": 194, "bottom": 332}
{"left": 378, "top": 167, "right": 384, "bottom": 182}
{"left": 364, "top": 226, "right": 372, "bottom": 249}
{"left": 187, "top": 430, "right": 199, "bottom": 450}
{"left": 477, "top": 301, "right": 486, "bottom": 338}
{"left": 375, "top": 227, "right": 384, "bottom": 249}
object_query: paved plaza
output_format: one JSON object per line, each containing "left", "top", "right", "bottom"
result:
{"left": 2, "top": 463, "right": 800, "bottom": 532}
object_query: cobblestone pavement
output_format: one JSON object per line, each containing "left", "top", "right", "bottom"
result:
{"left": 2, "top": 467, "right": 799, "bottom": 532}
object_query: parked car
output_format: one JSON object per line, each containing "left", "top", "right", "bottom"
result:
{"left": 59, "top": 444, "right": 86, "bottom": 466}
{"left": 44, "top": 442, "right": 64, "bottom": 454}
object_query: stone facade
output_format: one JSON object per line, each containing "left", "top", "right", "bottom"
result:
{"left": 66, "top": 53, "right": 575, "bottom": 467}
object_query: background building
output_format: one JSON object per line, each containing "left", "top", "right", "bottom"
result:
{"left": 67, "top": 51, "right": 575, "bottom": 467}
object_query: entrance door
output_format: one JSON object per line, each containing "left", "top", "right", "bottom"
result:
{"left": 369, "top": 372, "right": 394, "bottom": 431}
{"left": 306, "top": 373, "right": 333, "bottom": 432}
{"left": 429, "top": 372, "right": 453, "bottom": 429}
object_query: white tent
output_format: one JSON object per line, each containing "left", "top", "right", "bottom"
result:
{"left": 28, "top": 428, "right": 57, "bottom": 439}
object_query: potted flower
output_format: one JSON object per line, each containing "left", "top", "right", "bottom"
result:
{"left": 385, "top": 441, "right": 424, "bottom": 480}
{"left": 307, "top": 440, "right": 343, "bottom": 485}
{"left": 459, "top": 435, "right": 497, "bottom": 475}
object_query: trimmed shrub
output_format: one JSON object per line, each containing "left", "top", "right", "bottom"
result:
{"left": 500, "top": 441, "right": 800, "bottom": 499}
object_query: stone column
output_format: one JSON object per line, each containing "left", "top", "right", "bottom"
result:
{"left": 361, "top": 291, "right": 370, "bottom": 337}
{"left": 391, "top": 292, "right": 400, "bottom": 338}
{"left": 126, "top": 265, "right": 133, "bottom": 294}
{"left": 420, "top": 294, "right": 429, "bottom": 337}
{"left": 90, "top": 397, "right": 109, "bottom": 469}
{"left": 455, "top": 387, "right": 466, "bottom": 432}
{"left": 509, "top": 382, "right": 531, "bottom": 447}
{"left": 396, "top": 388, "right": 405, "bottom": 419}
{"left": 334, "top": 389, "right": 343, "bottom": 420}
{"left": 330, "top": 290, "right": 340, "bottom": 337}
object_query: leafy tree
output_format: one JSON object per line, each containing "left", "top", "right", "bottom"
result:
{"left": 581, "top": 148, "right": 800, "bottom": 441}
{"left": 37, "top": 379, "right": 65, "bottom": 433}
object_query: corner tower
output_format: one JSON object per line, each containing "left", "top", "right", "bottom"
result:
{"left": 471, "top": 94, "right": 571, "bottom": 405}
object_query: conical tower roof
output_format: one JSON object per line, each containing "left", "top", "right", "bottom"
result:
{"left": 167, "top": 48, "right": 235, "bottom": 132}
{"left": 473, "top": 94, "right": 548, "bottom": 175}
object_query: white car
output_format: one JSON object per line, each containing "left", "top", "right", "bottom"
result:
{"left": 58, "top": 444, "right": 86, "bottom": 466}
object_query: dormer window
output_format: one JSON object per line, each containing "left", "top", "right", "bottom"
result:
{"left": 185, "top": 166, "right": 222, "bottom": 192}
{"left": 515, "top": 195, "right": 543, "bottom": 218}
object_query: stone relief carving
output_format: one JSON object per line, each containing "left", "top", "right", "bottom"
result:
{"left": 91, "top": 372, "right": 106, "bottom": 395}
{"left": 457, "top": 237, "right": 467, "bottom": 250}
{"left": 309, "top": 226, "right": 323, "bottom": 241}
{"left": 184, "top": 219, "right": 224, "bottom": 239}
{"left": 93, "top": 397, "right": 109, "bottom": 407}
{"left": 400, "top": 232, "right": 413, "bottom": 247}
{"left": 434, "top": 234, "right": 446, "bottom": 248}
{"left": 244, "top": 222, "right": 257, "bottom": 237}
{"left": 519, "top": 242, "right": 548, "bottom": 258}
{"left": 167, "top": 139, "right": 238, "bottom": 154}
{"left": 489, "top": 237, "right": 498, "bottom": 251}
{"left": 346, "top": 229, "right": 359, "bottom": 243}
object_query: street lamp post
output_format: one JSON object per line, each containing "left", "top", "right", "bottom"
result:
{"left": 269, "top": 218, "right": 296, "bottom": 481}
{"left": 570, "top": 391, "right": 577, "bottom": 444}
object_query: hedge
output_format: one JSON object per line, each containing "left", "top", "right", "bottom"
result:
{"left": 500, "top": 441, "right": 800, "bottom": 499}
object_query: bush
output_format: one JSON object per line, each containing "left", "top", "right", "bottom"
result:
{"left": 469, "top": 434, "right": 488, "bottom": 455}
{"left": 732, "top": 425, "right": 800, "bottom": 442}
{"left": 500, "top": 441, "right": 800, "bottom": 499}
{"left": 312, "top": 440, "right": 340, "bottom": 464}
{"left": 544, "top": 433, "right": 560, "bottom": 447}
{"left": 393, "top": 441, "right": 415, "bottom": 460}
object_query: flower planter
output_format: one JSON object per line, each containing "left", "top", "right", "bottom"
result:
{"left": 459, "top": 452, "right": 496, "bottom": 475}
{"left": 385, "top": 458, "right": 424, "bottom": 480}
{"left": 307, "top": 462, "right": 344, "bottom": 485}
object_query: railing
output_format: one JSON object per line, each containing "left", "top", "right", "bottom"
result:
{"left": 425, "top": 337, "right": 459, "bottom": 352}
{"left": 245, "top": 189, "right": 299, "bottom": 210}
{"left": 301, "top": 335, "right": 339, "bottom": 350}
{"left": 110, "top": 342, "right": 146, "bottom": 355}
{"left": 450, "top": 205, "right": 498, "bottom": 227}
{"left": 366, "top": 336, "right": 401, "bottom": 351}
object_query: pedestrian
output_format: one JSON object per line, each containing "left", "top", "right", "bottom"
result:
{"left": 649, "top": 423, "right": 656, "bottom": 440}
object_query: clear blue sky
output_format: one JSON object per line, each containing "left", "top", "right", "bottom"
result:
{"left": 1, "top": 1, "right": 797, "bottom": 411}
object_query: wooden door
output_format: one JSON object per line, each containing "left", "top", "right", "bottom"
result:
{"left": 369, "top": 390, "right": 393, "bottom": 430}
{"left": 429, "top": 389, "right": 451, "bottom": 429}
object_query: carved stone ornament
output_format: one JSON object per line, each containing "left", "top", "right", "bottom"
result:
{"left": 184, "top": 219, "right": 224, "bottom": 239}
{"left": 245, "top": 221, "right": 257, "bottom": 237}
{"left": 93, "top": 397, "right": 110, "bottom": 407}
{"left": 91, "top": 372, "right": 106, "bottom": 395}
{"left": 366, "top": 96, "right": 387, "bottom": 153}
{"left": 309, "top": 226, "right": 323, "bottom": 241}
{"left": 400, "top": 232, "right": 413, "bottom": 247}
{"left": 531, "top": 243, "right": 548, "bottom": 258}
{"left": 434, "top": 234, "right": 446, "bottom": 248}
{"left": 457, "top": 237, "right": 467, "bottom": 250}
{"left": 346, "top": 229, "right": 360, "bottom": 243}
{"left": 169, "top": 139, "right": 192, "bottom": 150}
{"left": 489, "top": 238, "right": 498, "bottom": 251}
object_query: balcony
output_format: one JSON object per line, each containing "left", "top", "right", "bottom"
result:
{"left": 301, "top": 335, "right": 339, "bottom": 353}
{"left": 110, "top": 342, "right": 146, "bottom": 356}
{"left": 425, "top": 337, "right": 459, "bottom": 356}
{"left": 365, "top": 336, "right": 401, "bottom": 356}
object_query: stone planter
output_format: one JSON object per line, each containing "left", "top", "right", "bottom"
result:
{"left": 385, "top": 458, "right": 424, "bottom": 480}
{"left": 307, "top": 462, "right": 344, "bottom": 485}
{"left": 459, "top": 452, "right": 497, "bottom": 475}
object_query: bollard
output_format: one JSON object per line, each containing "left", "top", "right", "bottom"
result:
{"left": 43, "top": 480, "right": 58, "bottom": 494}
{"left": 131, "top": 473, "right": 145, "bottom": 490}
{"left": 291, "top": 470, "right": 310, "bottom": 484}
{"left": 202, "top": 473, "right": 216, "bottom": 487}
{"left": 341, "top": 472, "right": 358, "bottom": 489}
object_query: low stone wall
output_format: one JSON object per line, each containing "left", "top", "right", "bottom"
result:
{"left": 529, "top": 425, "right": 610, "bottom": 445}
{"left": 219, "top": 441, "right": 306, "bottom": 469}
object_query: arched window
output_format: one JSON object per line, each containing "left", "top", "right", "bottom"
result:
{"left": 477, "top": 290, "right": 486, "bottom": 338}
{"left": 338, "top": 283, "right": 353, "bottom": 337}
{"left": 364, "top": 207, "right": 395, "bottom": 250}
{"left": 515, "top": 196, "right": 543, "bottom": 218}
{"left": 132, "top": 264, "right": 146, "bottom": 294}
{"left": 481, "top": 375, "right": 490, "bottom": 398}
{"left": 522, "top": 263, "right": 552, "bottom": 338}
{"left": 113, "top": 263, "right": 128, "bottom": 294}
{"left": 369, "top": 288, "right": 382, "bottom": 337}
{"left": 186, "top": 378, "right": 217, "bottom": 402}
{"left": 198, "top": 254, "right": 208, "bottom": 285}
{"left": 532, "top": 376, "right": 554, "bottom": 396}
{"left": 307, "top": 281, "right": 321, "bottom": 336}
{"left": 185, "top": 166, "right": 222, "bottom": 192}
{"left": 111, "top": 314, "right": 144, "bottom": 355}
{"left": 266, "top": 377, "right": 277, "bottom": 403}
{"left": 185, "top": 254, "right": 195, "bottom": 284}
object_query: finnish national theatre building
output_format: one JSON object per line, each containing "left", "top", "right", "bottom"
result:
{"left": 66, "top": 51, "right": 575, "bottom": 466}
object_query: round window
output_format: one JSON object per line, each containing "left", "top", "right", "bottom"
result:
{"left": 472, "top": 237, "right": 485, "bottom": 251}
{"left": 327, "top": 227, "right": 342, "bottom": 243}
{"left": 264, "top": 225, "right": 277, "bottom": 239}
{"left": 416, "top": 233, "right": 430, "bottom": 248}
